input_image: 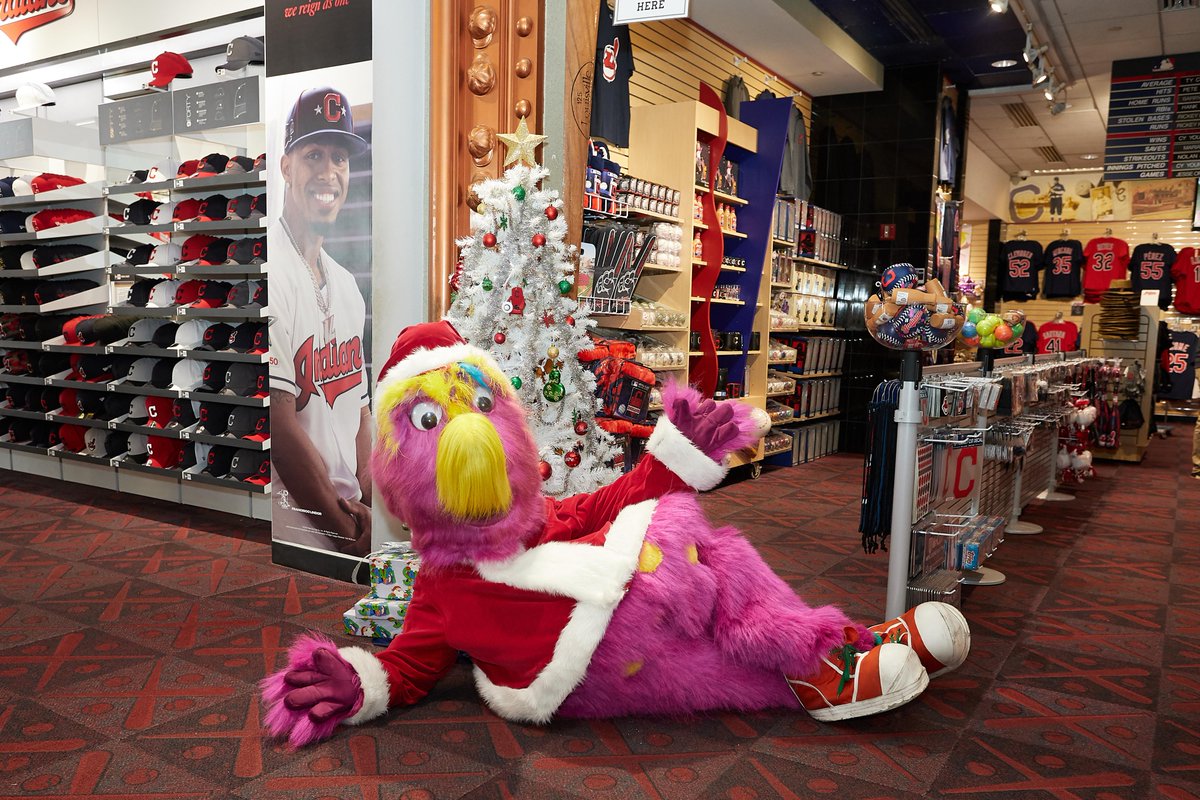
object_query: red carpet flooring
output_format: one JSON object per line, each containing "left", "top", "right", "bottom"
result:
{"left": 0, "top": 434, "right": 1197, "bottom": 799}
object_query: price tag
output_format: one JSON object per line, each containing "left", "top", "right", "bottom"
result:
{"left": 1140, "top": 289, "right": 1160, "bottom": 306}
{"left": 177, "top": 264, "right": 187, "bottom": 274}
{"left": 183, "top": 472, "right": 192, "bottom": 480}
{"left": 174, "top": 179, "right": 185, "bottom": 189}
{"left": 107, "top": 420, "right": 117, "bottom": 429}
{"left": 174, "top": 222, "right": 186, "bottom": 232}
{"left": 179, "top": 430, "right": 191, "bottom": 439}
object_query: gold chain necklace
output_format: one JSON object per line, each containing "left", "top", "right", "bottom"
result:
{"left": 282, "top": 217, "right": 331, "bottom": 317}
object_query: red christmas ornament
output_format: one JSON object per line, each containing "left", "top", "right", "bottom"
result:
{"left": 482, "top": 232, "right": 497, "bottom": 248}
{"left": 532, "top": 233, "right": 546, "bottom": 248}
{"left": 538, "top": 460, "right": 552, "bottom": 480}
{"left": 566, "top": 315, "right": 575, "bottom": 326}
{"left": 542, "top": 312, "right": 554, "bottom": 327}
{"left": 564, "top": 451, "right": 581, "bottom": 468}
{"left": 545, "top": 206, "right": 559, "bottom": 220}
{"left": 494, "top": 332, "right": 506, "bottom": 344}
{"left": 574, "top": 420, "right": 588, "bottom": 435}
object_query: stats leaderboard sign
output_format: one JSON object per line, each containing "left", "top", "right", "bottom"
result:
{"left": 1104, "top": 51, "right": 1200, "bottom": 181}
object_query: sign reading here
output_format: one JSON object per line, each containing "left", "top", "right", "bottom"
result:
{"left": 613, "top": 0, "right": 689, "bottom": 25}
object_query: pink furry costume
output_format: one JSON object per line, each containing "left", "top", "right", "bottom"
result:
{"left": 262, "top": 321, "right": 970, "bottom": 747}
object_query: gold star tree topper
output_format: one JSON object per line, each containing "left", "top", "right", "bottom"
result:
{"left": 497, "top": 117, "right": 547, "bottom": 168}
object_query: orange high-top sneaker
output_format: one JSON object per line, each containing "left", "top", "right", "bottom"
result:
{"left": 870, "top": 602, "right": 970, "bottom": 679}
{"left": 786, "top": 630, "right": 928, "bottom": 722}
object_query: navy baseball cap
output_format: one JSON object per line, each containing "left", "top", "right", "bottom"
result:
{"left": 285, "top": 86, "right": 368, "bottom": 156}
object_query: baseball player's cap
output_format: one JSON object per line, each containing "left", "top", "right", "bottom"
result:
{"left": 28, "top": 209, "right": 94, "bottom": 232}
{"left": 149, "top": 52, "right": 192, "bottom": 89}
{"left": 150, "top": 201, "right": 177, "bottom": 225}
{"left": 169, "top": 399, "right": 200, "bottom": 429}
{"left": 76, "top": 354, "right": 113, "bottom": 382}
{"left": 172, "top": 320, "right": 210, "bottom": 349}
{"left": 14, "top": 82, "right": 54, "bottom": 110}
{"left": 110, "top": 355, "right": 137, "bottom": 381}
{"left": 196, "top": 402, "right": 229, "bottom": 434}
{"left": 226, "top": 406, "right": 270, "bottom": 442}
{"left": 180, "top": 441, "right": 211, "bottom": 471}
{"left": 225, "top": 237, "right": 266, "bottom": 265}
{"left": 192, "top": 280, "right": 234, "bottom": 308}
{"left": 202, "top": 445, "right": 237, "bottom": 477}
{"left": 128, "top": 396, "right": 151, "bottom": 425}
{"left": 150, "top": 322, "right": 180, "bottom": 348}
{"left": 97, "top": 394, "right": 130, "bottom": 421}
{"left": 230, "top": 451, "right": 271, "bottom": 485}
{"left": 0, "top": 281, "right": 32, "bottom": 304}
{"left": 193, "top": 239, "right": 235, "bottom": 267}
{"left": 4, "top": 418, "right": 29, "bottom": 442}
{"left": 125, "top": 358, "right": 160, "bottom": 386}
{"left": 4, "top": 386, "right": 29, "bottom": 410}
{"left": 173, "top": 280, "right": 205, "bottom": 306}
{"left": 196, "top": 322, "right": 234, "bottom": 351}
{"left": 146, "top": 436, "right": 183, "bottom": 470}
{"left": 226, "top": 194, "right": 253, "bottom": 220}
{"left": 171, "top": 198, "right": 203, "bottom": 223}
{"left": 150, "top": 243, "right": 182, "bottom": 266}
{"left": 146, "top": 280, "right": 181, "bottom": 307}
{"left": 224, "top": 156, "right": 257, "bottom": 175}
{"left": 223, "top": 363, "right": 268, "bottom": 398}
{"left": 170, "top": 360, "right": 207, "bottom": 391}
{"left": 179, "top": 235, "right": 217, "bottom": 264}
{"left": 144, "top": 396, "right": 173, "bottom": 427}
{"left": 122, "top": 198, "right": 162, "bottom": 226}
{"left": 83, "top": 428, "right": 106, "bottom": 458}
{"left": 195, "top": 154, "right": 230, "bottom": 177}
{"left": 126, "top": 279, "right": 162, "bottom": 307}
{"left": 196, "top": 195, "right": 228, "bottom": 222}
{"left": 124, "top": 244, "right": 155, "bottom": 266}
{"left": 227, "top": 322, "right": 267, "bottom": 355}
{"left": 285, "top": 86, "right": 368, "bottom": 156}
{"left": 68, "top": 315, "right": 133, "bottom": 346}
{"left": 217, "top": 36, "right": 265, "bottom": 73}
{"left": 196, "top": 362, "right": 226, "bottom": 393}
{"left": 31, "top": 174, "right": 84, "bottom": 194}
{"left": 226, "top": 280, "right": 259, "bottom": 308}
{"left": 127, "top": 318, "right": 171, "bottom": 345}
{"left": 148, "top": 358, "right": 177, "bottom": 389}
{"left": 57, "top": 424, "right": 87, "bottom": 453}
{"left": 126, "top": 169, "right": 149, "bottom": 184}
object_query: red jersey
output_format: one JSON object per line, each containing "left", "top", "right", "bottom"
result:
{"left": 1036, "top": 320, "right": 1078, "bottom": 354}
{"left": 1172, "top": 247, "right": 1200, "bottom": 314}
{"left": 1082, "top": 236, "right": 1130, "bottom": 302}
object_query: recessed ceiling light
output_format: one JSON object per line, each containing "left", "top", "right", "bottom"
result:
{"left": 812, "top": 71, "right": 824, "bottom": 76}
{"left": 1080, "top": 153, "right": 1099, "bottom": 160}
{"left": 1108, "top": 25, "right": 1122, "bottom": 32}
{"left": 990, "top": 0, "right": 1009, "bottom": 12}
{"left": 991, "top": 58, "right": 1019, "bottom": 68}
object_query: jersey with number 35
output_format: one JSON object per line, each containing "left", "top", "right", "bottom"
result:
{"left": 1172, "top": 247, "right": 1200, "bottom": 315}
{"left": 1082, "top": 236, "right": 1130, "bottom": 302}
{"left": 1041, "top": 239, "right": 1083, "bottom": 298}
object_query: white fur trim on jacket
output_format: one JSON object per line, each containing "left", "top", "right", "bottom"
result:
{"left": 378, "top": 343, "right": 504, "bottom": 389}
{"left": 471, "top": 498, "right": 656, "bottom": 724}
{"left": 645, "top": 415, "right": 727, "bottom": 491}
{"left": 338, "top": 646, "right": 391, "bottom": 725}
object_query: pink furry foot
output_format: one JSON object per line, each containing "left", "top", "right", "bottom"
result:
{"left": 260, "top": 632, "right": 364, "bottom": 748}
{"left": 661, "top": 381, "right": 761, "bottom": 461}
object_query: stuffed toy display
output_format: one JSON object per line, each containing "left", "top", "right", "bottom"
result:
{"left": 261, "top": 321, "right": 970, "bottom": 747}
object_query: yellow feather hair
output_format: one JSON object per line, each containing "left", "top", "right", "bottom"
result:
{"left": 376, "top": 355, "right": 511, "bottom": 453}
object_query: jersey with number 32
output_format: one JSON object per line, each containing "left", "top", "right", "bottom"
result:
{"left": 1082, "top": 236, "right": 1130, "bottom": 301}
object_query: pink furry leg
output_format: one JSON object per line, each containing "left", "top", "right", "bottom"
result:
{"left": 260, "top": 632, "right": 364, "bottom": 748}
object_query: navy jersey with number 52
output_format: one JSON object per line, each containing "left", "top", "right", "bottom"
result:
{"left": 1041, "top": 239, "right": 1083, "bottom": 298}
{"left": 999, "top": 240, "right": 1044, "bottom": 301}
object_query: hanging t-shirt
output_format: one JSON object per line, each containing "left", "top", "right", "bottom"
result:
{"left": 1082, "top": 236, "right": 1130, "bottom": 302}
{"left": 1172, "top": 247, "right": 1200, "bottom": 314}
{"left": 998, "top": 240, "right": 1043, "bottom": 301}
{"left": 939, "top": 96, "right": 959, "bottom": 188}
{"left": 589, "top": 2, "right": 634, "bottom": 148}
{"left": 1129, "top": 242, "right": 1176, "bottom": 310}
{"left": 1037, "top": 319, "right": 1079, "bottom": 354}
{"left": 1041, "top": 239, "right": 1084, "bottom": 298}
{"left": 1161, "top": 330, "right": 1199, "bottom": 401}
{"left": 1002, "top": 320, "right": 1037, "bottom": 355}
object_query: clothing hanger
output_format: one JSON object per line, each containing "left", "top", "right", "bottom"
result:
{"left": 732, "top": 55, "right": 747, "bottom": 71}
{"left": 1060, "top": 227, "right": 1069, "bottom": 237}
{"left": 1105, "top": 227, "right": 1113, "bottom": 236}
{"left": 1016, "top": 229, "right": 1027, "bottom": 240}
{"left": 1054, "top": 310, "right": 1064, "bottom": 321}
{"left": 1152, "top": 231, "right": 1160, "bottom": 242}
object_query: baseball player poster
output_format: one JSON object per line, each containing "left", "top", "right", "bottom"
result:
{"left": 266, "top": 0, "right": 375, "bottom": 574}
{"left": 1008, "top": 172, "right": 1196, "bottom": 223}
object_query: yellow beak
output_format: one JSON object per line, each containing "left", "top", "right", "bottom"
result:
{"left": 436, "top": 412, "right": 512, "bottom": 521}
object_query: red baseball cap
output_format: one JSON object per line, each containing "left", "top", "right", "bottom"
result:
{"left": 173, "top": 279, "right": 205, "bottom": 306}
{"left": 144, "top": 396, "right": 173, "bottom": 429}
{"left": 172, "top": 198, "right": 203, "bottom": 222}
{"left": 145, "top": 435, "right": 183, "bottom": 469}
{"left": 28, "top": 208, "right": 94, "bottom": 231}
{"left": 149, "top": 52, "right": 192, "bottom": 89}
{"left": 179, "top": 235, "right": 217, "bottom": 263}
{"left": 58, "top": 388, "right": 81, "bottom": 416}
{"left": 175, "top": 160, "right": 200, "bottom": 179}
{"left": 57, "top": 424, "right": 87, "bottom": 453}
{"left": 31, "top": 174, "right": 84, "bottom": 194}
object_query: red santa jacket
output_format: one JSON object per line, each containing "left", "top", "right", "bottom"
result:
{"left": 338, "top": 417, "right": 728, "bottom": 725}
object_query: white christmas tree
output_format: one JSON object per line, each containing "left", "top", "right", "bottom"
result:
{"left": 447, "top": 151, "right": 621, "bottom": 497}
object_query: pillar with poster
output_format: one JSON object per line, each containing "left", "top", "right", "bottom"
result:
{"left": 264, "top": 0, "right": 375, "bottom": 575}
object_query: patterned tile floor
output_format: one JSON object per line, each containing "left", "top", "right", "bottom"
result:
{"left": 0, "top": 432, "right": 1197, "bottom": 799}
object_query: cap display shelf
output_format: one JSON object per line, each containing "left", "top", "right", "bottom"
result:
{"left": 40, "top": 335, "right": 106, "bottom": 354}
{"left": 0, "top": 405, "right": 47, "bottom": 420}
{"left": 0, "top": 339, "right": 42, "bottom": 351}
{"left": 0, "top": 181, "right": 105, "bottom": 208}
{"left": 171, "top": 170, "right": 266, "bottom": 194}
{"left": 113, "top": 218, "right": 266, "bottom": 236}
{"left": 104, "top": 342, "right": 268, "bottom": 364}
{"left": 110, "top": 262, "right": 268, "bottom": 278}
{"left": 112, "top": 420, "right": 270, "bottom": 452}
{"left": 105, "top": 380, "right": 269, "bottom": 408}
{"left": 0, "top": 215, "right": 106, "bottom": 243}
{"left": 182, "top": 466, "right": 270, "bottom": 493}
{"left": 9, "top": 249, "right": 108, "bottom": 277}
{"left": 105, "top": 304, "right": 269, "bottom": 321}
{"left": 46, "top": 413, "right": 111, "bottom": 430}
{"left": 0, "top": 440, "right": 52, "bottom": 456}
{"left": 0, "top": 284, "right": 109, "bottom": 314}
{"left": 0, "top": 370, "right": 48, "bottom": 386}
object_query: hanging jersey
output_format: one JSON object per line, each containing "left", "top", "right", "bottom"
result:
{"left": 1000, "top": 320, "right": 1038, "bottom": 355}
{"left": 998, "top": 240, "right": 1043, "bottom": 300}
{"left": 589, "top": 2, "right": 634, "bottom": 147}
{"left": 1041, "top": 239, "right": 1084, "bottom": 298}
{"left": 1082, "top": 237, "right": 1130, "bottom": 302}
{"left": 1172, "top": 247, "right": 1200, "bottom": 314}
{"left": 1161, "top": 330, "right": 1198, "bottom": 401}
{"left": 1129, "top": 242, "right": 1176, "bottom": 310}
{"left": 1037, "top": 320, "right": 1078, "bottom": 354}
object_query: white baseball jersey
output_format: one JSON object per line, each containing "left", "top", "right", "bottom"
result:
{"left": 269, "top": 219, "right": 369, "bottom": 548}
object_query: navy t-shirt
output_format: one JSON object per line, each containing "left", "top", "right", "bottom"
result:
{"left": 1041, "top": 239, "right": 1083, "bottom": 298}
{"left": 1129, "top": 242, "right": 1176, "bottom": 310}
{"left": 999, "top": 240, "right": 1044, "bottom": 300}
{"left": 1161, "top": 330, "right": 1198, "bottom": 401}
{"left": 590, "top": 2, "right": 634, "bottom": 147}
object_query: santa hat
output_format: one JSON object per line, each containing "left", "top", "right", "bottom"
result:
{"left": 377, "top": 320, "right": 502, "bottom": 387}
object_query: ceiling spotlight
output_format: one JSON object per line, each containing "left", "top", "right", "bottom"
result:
{"left": 1022, "top": 26, "right": 1047, "bottom": 64}
{"left": 1049, "top": 100, "right": 1072, "bottom": 116}
{"left": 1080, "top": 153, "right": 1099, "bottom": 160}
{"left": 1043, "top": 72, "right": 1063, "bottom": 100}
{"left": 1031, "top": 60, "right": 1048, "bottom": 86}
{"left": 989, "top": 0, "right": 1009, "bottom": 11}
{"left": 991, "top": 58, "right": 1019, "bottom": 68}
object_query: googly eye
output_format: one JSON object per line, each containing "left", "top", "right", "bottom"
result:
{"left": 474, "top": 385, "right": 494, "bottom": 413}
{"left": 409, "top": 402, "right": 442, "bottom": 431}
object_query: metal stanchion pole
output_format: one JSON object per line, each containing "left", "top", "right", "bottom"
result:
{"left": 886, "top": 350, "right": 922, "bottom": 619}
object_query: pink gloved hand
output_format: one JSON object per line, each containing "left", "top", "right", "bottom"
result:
{"left": 261, "top": 632, "right": 364, "bottom": 747}
{"left": 662, "top": 381, "right": 761, "bottom": 461}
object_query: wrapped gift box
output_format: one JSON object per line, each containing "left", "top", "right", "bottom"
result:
{"left": 365, "top": 541, "right": 420, "bottom": 601}
{"left": 343, "top": 596, "right": 409, "bottom": 643}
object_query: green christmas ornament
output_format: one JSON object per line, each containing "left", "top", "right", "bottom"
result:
{"left": 548, "top": 369, "right": 561, "bottom": 382}
{"left": 557, "top": 279, "right": 572, "bottom": 294}
{"left": 482, "top": 278, "right": 493, "bottom": 291}
{"left": 512, "top": 185, "right": 526, "bottom": 201}
{"left": 499, "top": 216, "right": 508, "bottom": 229}
{"left": 510, "top": 376, "right": 523, "bottom": 390}
{"left": 543, "top": 382, "right": 565, "bottom": 402}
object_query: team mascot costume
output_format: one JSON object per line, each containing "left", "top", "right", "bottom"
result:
{"left": 261, "top": 321, "right": 970, "bottom": 746}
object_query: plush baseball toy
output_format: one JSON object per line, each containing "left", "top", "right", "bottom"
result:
{"left": 261, "top": 321, "right": 970, "bottom": 746}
